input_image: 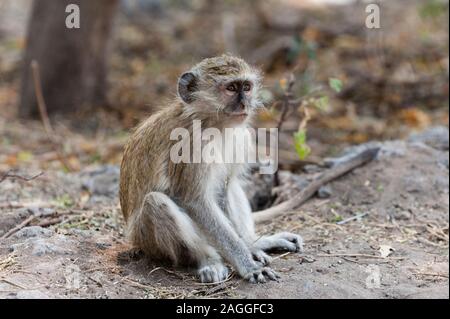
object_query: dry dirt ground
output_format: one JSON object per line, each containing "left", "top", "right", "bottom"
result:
{"left": 0, "top": 126, "right": 448, "bottom": 299}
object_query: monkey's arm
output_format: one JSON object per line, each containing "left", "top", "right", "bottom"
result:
{"left": 226, "top": 180, "right": 272, "bottom": 265}
{"left": 226, "top": 179, "right": 256, "bottom": 243}
{"left": 187, "top": 198, "right": 278, "bottom": 283}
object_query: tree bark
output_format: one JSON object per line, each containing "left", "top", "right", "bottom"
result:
{"left": 19, "top": 0, "right": 118, "bottom": 117}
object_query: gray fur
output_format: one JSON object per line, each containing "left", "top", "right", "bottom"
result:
{"left": 120, "top": 55, "right": 303, "bottom": 283}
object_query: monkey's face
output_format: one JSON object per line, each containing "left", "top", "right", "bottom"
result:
{"left": 177, "top": 56, "right": 262, "bottom": 124}
{"left": 178, "top": 75, "right": 260, "bottom": 122}
{"left": 218, "top": 79, "right": 257, "bottom": 118}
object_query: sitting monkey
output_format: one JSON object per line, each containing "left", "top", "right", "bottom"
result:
{"left": 119, "top": 54, "right": 303, "bottom": 283}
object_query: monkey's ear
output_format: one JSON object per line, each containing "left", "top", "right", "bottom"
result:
{"left": 178, "top": 72, "right": 198, "bottom": 104}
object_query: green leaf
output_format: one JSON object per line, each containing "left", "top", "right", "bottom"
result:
{"left": 293, "top": 130, "right": 311, "bottom": 160}
{"left": 331, "top": 215, "right": 343, "bottom": 223}
{"left": 329, "top": 78, "right": 343, "bottom": 93}
{"left": 313, "top": 95, "right": 329, "bottom": 111}
{"left": 54, "top": 194, "right": 74, "bottom": 208}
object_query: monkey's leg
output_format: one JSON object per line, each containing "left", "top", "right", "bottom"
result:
{"left": 186, "top": 197, "right": 279, "bottom": 284}
{"left": 253, "top": 232, "right": 304, "bottom": 253}
{"left": 226, "top": 179, "right": 272, "bottom": 266}
{"left": 128, "top": 192, "right": 229, "bottom": 283}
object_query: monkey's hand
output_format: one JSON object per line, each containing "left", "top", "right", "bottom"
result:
{"left": 197, "top": 262, "right": 229, "bottom": 283}
{"left": 243, "top": 264, "right": 280, "bottom": 284}
{"left": 251, "top": 248, "right": 272, "bottom": 266}
{"left": 253, "top": 232, "right": 304, "bottom": 253}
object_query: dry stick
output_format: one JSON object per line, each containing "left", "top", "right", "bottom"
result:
{"left": 336, "top": 212, "right": 369, "bottom": 225}
{"left": 316, "top": 253, "right": 405, "bottom": 260}
{"left": 1, "top": 215, "right": 36, "bottom": 239}
{"left": 413, "top": 272, "right": 449, "bottom": 278}
{"left": 30, "top": 60, "right": 74, "bottom": 172}
{"left": 36, "top": 217, "right": 64, "bottom": 227}
{"left": 0, "top": 171, "right": 43, "bottom": 183}
{"left": 273, "top": 73, "right": 296, "bottom": 187}
{"left": 0, "top": 278, "right": 27, "bottom": 290}
{"left": 253, "top": 147, "right": 380, "bottom": 224}
{"left": 31, "top": 61, "right": 52, "bottom": 135}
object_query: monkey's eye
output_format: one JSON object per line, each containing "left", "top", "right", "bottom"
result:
{"left": 243, "top": 83, "right": 252, "bottom": 92}
{"left": 226, "top": 84, "right": 237, "bottom": 92}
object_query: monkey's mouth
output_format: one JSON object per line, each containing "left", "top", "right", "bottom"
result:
{"left": 226, "top": 111, "right": 248, "bottom": 118}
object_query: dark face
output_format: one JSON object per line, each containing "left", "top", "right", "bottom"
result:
{"left": 178, "top": 72, "right": 258, "bottom": 124}
{"left": 221, "top": 80, "right": 253, "bottom": 117}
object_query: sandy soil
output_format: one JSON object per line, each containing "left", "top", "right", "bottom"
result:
{"left": 0, "top": 128, "right": 448, "bottom": 299}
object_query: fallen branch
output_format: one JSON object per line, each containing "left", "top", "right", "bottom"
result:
{"left": 1, "top": 215, "right": 36, "bottom": 239}
{"left": 253, "top": 147, "right": 380, "bottom": 224}
{"left": 1, "top": 209, "right": 85, "bottom": 239}
{"left": 36, "top": 217, "right": 64, "bottom": 228}
{"left": 0, "top": 171, "right": 43, "bottom": 183}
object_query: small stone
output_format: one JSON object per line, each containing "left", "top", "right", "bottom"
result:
{"left": 394, "top": 210, "right": 412, "bottom": 220}
{"left": 31, "top": 238, "right": 69, "bottom": 256}
{"left": 408, "top": 126, "right": 449, "bottom": 151}
{"left": 12, "top": 235, "right": 73, "bottom": 256}
{"left": 81, "top": 165, "right": 120, "bottom": 198}
{"left": 13, "top": 226, "right": 53, "bottom": 239}
{"left": 96, "top": 242, "right": 112, "bottom": 250}
{"left": 317, "top": 186, "right": 332, "bottom": 199}
{"left": 27, "top": 207, "right": 56, "bottom": 217}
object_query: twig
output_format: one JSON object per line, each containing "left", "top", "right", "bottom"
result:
{"left": 0, "top": 171, "right": 43, "bottom": 183}
{"left": 276, "top": 73, "right": 295, "bottom": 132}
{"left": 336, "top": 212, "right": 369, "bottom": 225}
{"left": 146, "top": 267, "right": 186, "bottom": 280}
{"left": 271, "top": 251, "right": 291, "bottom": 261}
{"left": 122, "top": 277, "right": 154, "bottom": 290}
{"left": 425, "top": 226, "right": 449, "bottom": 242}
{"left": 254, "top": 147, "right": 380, "bottom": 224}
{"left": 413, "top": 272, "right": 449, "bottom": 278}
{"left": 36, "top": 217, "right": 64, "bottom": 227}
{"left": 30, "top": 60, "right": 74, "bottom": 171}
{"left": 316, "top": 253, "right": 405, "bottom": 260}
{"left": 203, "top": 279, "right": 235, "bottom": 296}
{"left": 273, "top": 73, "right": 296, "bottom": 187}
{"left": 1, "top": 215, "right": 36, "bottom": 239}
{"left": 193, "top": 273, "right": 235, "bottom": 286}
{"left": 417, "top": 237, "right": 449, "bottom": 249}
{"left": 31, "top": 61, "right": 53, "bottom": 136}
{"left": 0, "top": 278, "right": 27, "bottom": 290}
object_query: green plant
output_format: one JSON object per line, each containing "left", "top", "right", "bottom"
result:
{"left": 54, "top": 194, "right": 75, "bottom": 208}
{"left": 290, "top": 77, "right": 343, "bottom": 161}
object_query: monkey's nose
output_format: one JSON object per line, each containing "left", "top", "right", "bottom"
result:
{"left": 229, "top": 102, "right": 248, "bottom": 117}
{"left": 238, "top": 102, "right": 246, "bottom": 111}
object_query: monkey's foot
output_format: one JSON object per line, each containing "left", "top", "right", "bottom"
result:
{"left": 251, "top": 249, "right": 272, "bottom": 266}
{"left": 197, "top": 262, "right": 229, "bottom": 283}
{"left": 254, "top": 232, "right": 304, "bottom": 253}
{"left": 244, "top": 266, "right": 280, "bottom": 284}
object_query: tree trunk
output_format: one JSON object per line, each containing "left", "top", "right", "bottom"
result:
{"left": 19, "top": 0, "right": 118, "bottom": 117}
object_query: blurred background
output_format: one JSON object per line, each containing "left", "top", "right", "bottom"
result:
{"left": 0, "top": 1, "right": 448, "bottom": 299}
{"left": 0, "top": 0, "right": 448, "bottom": 173}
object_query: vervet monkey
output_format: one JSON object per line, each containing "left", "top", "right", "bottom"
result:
{"left": 119, "top": 55, "right": 303, "bottom": 283}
